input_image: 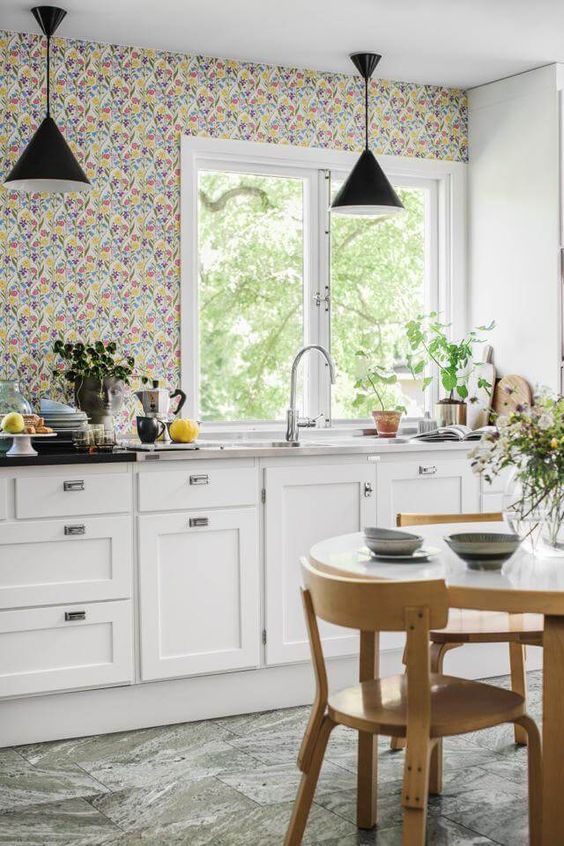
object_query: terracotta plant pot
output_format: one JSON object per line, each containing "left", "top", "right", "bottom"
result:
{"left": 372, "top": 409, "right": 402, "bottom": 438}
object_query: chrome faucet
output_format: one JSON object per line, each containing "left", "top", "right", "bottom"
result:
{"left": 285, "top": 344, "right": 336, "bottom": 442}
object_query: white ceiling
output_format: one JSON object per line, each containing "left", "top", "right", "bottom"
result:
{"left": 1, "top": 0, "right": 563, "bottom": 89}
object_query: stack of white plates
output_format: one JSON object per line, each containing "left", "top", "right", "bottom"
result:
{"left": 40, "top": 399, "right": 88, "bottom": 441}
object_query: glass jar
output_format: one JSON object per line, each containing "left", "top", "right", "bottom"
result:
{"left": 0, "top": 381, "right": 32, "bottom": 454}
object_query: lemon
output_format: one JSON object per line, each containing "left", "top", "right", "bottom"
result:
{"left": 1, "top": 412, "right": 25, "bottom": 434}
{"left": 169, "top": 418, "right": 199, "bottom": 443}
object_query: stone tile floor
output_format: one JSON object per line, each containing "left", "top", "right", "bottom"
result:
{"left": 0, "top": 671, "right": 542, "bottom": 845}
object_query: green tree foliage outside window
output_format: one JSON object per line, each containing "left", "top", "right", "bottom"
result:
{"left": 198, "top": 171, "right": 426, "bottom": 422}
{"left": 198, "top": 171, "right": 304, "bottom": 421}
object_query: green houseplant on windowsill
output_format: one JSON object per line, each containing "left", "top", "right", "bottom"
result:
{"left": 353, "top": 354, "right": 407, "bottom": 437}
{"left": 405, "top": 313, "right": 495, "bottom": 427}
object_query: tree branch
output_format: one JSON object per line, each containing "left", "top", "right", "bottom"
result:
{"left": 199, "top": 185, "right": 272, "bottom": 213}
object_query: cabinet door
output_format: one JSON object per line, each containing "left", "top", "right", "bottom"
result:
{"left": 376, "top": 457, "right": 480, "bottom": 526}
{"left": 264, "top": 464, "right": 375, "bottom": 665}
{"left": 138, "top": 508, "right": 260, "bottom": 680}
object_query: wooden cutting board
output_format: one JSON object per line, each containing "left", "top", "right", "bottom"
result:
{"left": 467, "top": 345, "right": 496, "bottom": 429}
{"left": 492, "top": 374, "right": 532, "bottom": 417}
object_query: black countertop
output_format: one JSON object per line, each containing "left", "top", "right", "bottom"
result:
{"left": 0, "top": 449, "right": 136, "bottom": 468}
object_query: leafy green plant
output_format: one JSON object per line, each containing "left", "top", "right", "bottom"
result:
{"left": 352, "top": 353, "right": 406, "bottom": 413}
{"left": 52, "top": 340, "right": 141, "bottom": 385}
{"left": 405, "top": 312, "right": 494, "bottom": 402}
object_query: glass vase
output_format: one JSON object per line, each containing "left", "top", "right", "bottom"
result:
{"left": 502, "top": 468, "right": 545, "bottom": 554}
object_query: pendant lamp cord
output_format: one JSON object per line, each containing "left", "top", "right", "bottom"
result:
{"left": 364, "top": 75, "right": 369, "bottom": 151}
{"left": 46, "top": 32, "right": 51, "bottom": 116}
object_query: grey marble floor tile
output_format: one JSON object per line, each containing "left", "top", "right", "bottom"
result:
{"left": 0, "top": 759, "right": 108, "bottom": 812}
{"left": 0, "top": 798, "right": 122, "bottom": 845}
{"left": 107, "top": 797, "right": 357, "bottom": 845}
{"left": 0, "top": 750, "right": 29, "bottom": 773}
{"left": 217, "top": 757, "right": 356, "bottom": 805}
{"left": 17, "top": 719, "right": 233, "bottom": 768}
{"left": 215, "top": 704, "right": 311, "bottom": 738}
{"left": 313, "top": 815, "right": 499, "bottom": 844}
{"left": 82, "top": 739, "right": 262, "bottom": 791}
{"left": 90, "top": 774, "right": 255, "bottom": 834}
{"left": 429, "top": 767, "right": 528, "bottom": 845}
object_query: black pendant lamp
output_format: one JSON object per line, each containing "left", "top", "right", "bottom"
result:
{"left": 4, "top": 6, "right": 91, "bottom": 194}
{"left": 331, "top": 52, "right": 403, "bottom": 217}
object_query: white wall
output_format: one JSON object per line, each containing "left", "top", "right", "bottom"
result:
{"left": 468, "top": 65, "right": 562, "bottom": 392}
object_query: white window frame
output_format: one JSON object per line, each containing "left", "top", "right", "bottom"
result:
{"left": 181, "top": 135, "right": 467, "bottom": 429}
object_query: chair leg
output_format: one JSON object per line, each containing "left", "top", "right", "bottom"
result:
{"left": 390, "top": 644, "right": 408, "bottom": 751}
{"left": 428, "top": 643, "right": 457, "bottom": 795}
{"left": 284, "top": 716, "right": 335, "bottom": 846}
{"left": 513, "top": 714, "right": 542, "bottom": 846}
{"left": 509, "top": 643, "right": 528, "bottom": 746}
{"left": 401, "top": 738, "right": 433, "bottom": 846}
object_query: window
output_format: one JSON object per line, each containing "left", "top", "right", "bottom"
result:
{"left": 182, "top": 138, "right": 465, "bottom": 425}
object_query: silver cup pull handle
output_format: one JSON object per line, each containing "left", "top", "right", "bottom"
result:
{"left": 189, "top": 474, "right": 209, "bottom": 486}
{"left": 189, "top": 517, "right": 209, "bottom": 528}
{"left": 65, "top": 610, "right": 86, "bottom": 622}
{"left": 419, "top": 465, "right": 437, "bottom": 476}
{"left": 64, "top": 480, "right": 85, "bottom": 492}
{"left": 64, "top": 524, "right": 86, "bottom": 536}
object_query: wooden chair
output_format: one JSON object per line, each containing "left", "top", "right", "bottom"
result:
{"left": 390, "top": 511, "right": 544, "bottom": 787}
{"left": 284, "top": 559, "right": 541, "bottom": 846}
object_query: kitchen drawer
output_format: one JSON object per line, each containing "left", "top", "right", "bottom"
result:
{"left": 0, "top": 600, "right": 133, "bottom": 698}
{"left": 0, "top": 516, "right": 132, "bottom": 609}
{"left": 138, "top": 465, "right": 258, "bottom": 512}
{"left": 16, "top": 471, "right": 131, "bottom": 519}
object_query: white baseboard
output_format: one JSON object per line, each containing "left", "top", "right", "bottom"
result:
{"left": 2, "top": 644, "right": 542, "bottom": 748}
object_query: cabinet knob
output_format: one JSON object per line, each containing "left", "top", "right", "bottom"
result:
{"left": 64, "top": 610, "right": 86, "bottom": 622}
{"left": 64, "top": 524, "right": 86, "bottom": 536}
{"left": 189, "top": 474, "right": 209, "bottom": 486}
{"left": 64, "top": 480, "right": 85, "bottom": 492}
{"left": 419, "top": 465, "right": 437, "bottom": 476}
{"left": 363, "top": 481, "right": 373, "bottom": 497}
{"left": 189, "top": 517, "right": 209, "bottom": 527}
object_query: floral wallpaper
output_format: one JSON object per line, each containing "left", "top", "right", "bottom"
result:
{"left": 0, "top": 30, "right": 467, "bottom": 428}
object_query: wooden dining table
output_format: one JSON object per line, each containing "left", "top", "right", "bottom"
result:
{"left": 309, "top": 522, "right": 564, "bottom": 846}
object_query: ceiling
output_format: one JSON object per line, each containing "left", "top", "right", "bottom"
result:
{"left": 1, "top": 0, "right": 563, "bottom": 89}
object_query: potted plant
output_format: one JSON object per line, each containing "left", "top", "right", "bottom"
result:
{"left": 353, "top": 355, "right": 406, "bottom": 437}
{"left": 53, "top": 340, "right": 140, "bottom": 429}
{"left": 405, "top": 312, "right": 494, "bottom": 427}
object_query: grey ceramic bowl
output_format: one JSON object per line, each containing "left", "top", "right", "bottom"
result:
{"left": 445, "top": 532, "right": 521, "bottom": 571}
{"left": 364, "top": 527, "right": 423, "bottom": 556}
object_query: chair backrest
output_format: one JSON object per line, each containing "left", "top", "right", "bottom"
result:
{"left": 300, "top": 558, "right": 448, "bottom": 633}
{"left": 397, "top": 511, "right": 503, "bottom": 527}
{"left": 300, "top": 558, "right": 449, "bottom": 746}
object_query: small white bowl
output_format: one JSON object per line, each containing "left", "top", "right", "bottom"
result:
{"left": 364, "top": 527, "right": 423, "bottom": 556}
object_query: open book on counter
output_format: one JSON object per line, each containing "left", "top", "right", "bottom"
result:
{"left": 410, "top": 424, "right": 497, "bottom": 443}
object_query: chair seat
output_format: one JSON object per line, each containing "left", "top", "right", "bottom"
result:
{"left": 328, "top": 673, "right": 526, "bottom": 738}
{"left": 430, "top": 610, "right": 544, "bottom": 644}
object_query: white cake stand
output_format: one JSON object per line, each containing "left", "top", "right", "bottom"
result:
{"left": 0, "top": 433, "right": 57, "bottom": 457}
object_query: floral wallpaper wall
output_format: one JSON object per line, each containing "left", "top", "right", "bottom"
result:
{"left": 0, "top": 30, "right": 467, "bottom": 427}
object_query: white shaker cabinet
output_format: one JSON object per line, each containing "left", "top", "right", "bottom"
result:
{"left": 375, "top": 456, "right": 480, "bottom": 526}
{"left": 264, "top": 463, "right": 375, "bottom": 665}
{"left": 138, "top": 507, "right": 260, "bottom": 680}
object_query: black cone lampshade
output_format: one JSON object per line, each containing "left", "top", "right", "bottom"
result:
{"left": 331, "top": 52, "right": 403, "bottom": 216}
{"left": 4, "top": 6, "right": 91, "bottom": 194}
